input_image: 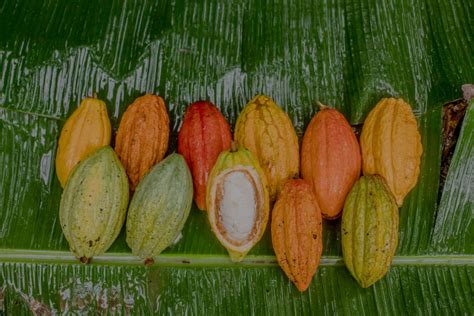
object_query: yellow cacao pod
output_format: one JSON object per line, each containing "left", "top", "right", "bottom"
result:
{"left": 360, "top": 98, "right": 423, "bottom": 206}
{"left": 115, "top": 94, "right": 170, "bottom": 191}
{"left": 55, "top": 97, "right": 111, "bottom": 187}
{"left": 206, "top": 143, "right": 270, "bottom": 262}
{"left": 235, "top": 95, "right": 299, "bottom": 201}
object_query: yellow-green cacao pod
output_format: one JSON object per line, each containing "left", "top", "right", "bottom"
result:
{"left": 234, "top": 95, "right": 299, "bottom": 201}
{"left": 60, "top": 146, "right": 129, "bottom": 263}
{"left": 341, "top": 175, "right": 399, "bottom": 288}
{"left": 206, "top": 143, "right": 270, "bottom": 262}
{"left": 126, "top": 153, "right": 193, "bottom": 263}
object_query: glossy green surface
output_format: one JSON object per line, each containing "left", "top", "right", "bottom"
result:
{"left": 0, "top": 0, "right": 473, "bottom": 314}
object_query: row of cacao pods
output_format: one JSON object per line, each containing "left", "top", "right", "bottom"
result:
{"left": 55, "top": 93, "right": 422, "bottom": 292}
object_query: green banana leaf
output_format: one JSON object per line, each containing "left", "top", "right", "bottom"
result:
{"left": 0, "top": 0, "right": 473, "bottom": 314}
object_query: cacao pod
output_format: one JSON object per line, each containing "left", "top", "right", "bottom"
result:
{"left": 206, "top": 143, "right": 270, "bottom": 262}
{"left": 60, "top": 146, "right": 129, "bottom": 263}
{"left": 115, "top": 94, "right": 170, "bottom": 191}
{"left": 178, "top": 101, "right": 232, "bottom": 210}
{"left": 301, "top": 105, "right": 361, "bottom": 219}
{"left": 126, "top": 153, "right": 193, "bottom": 263}
{"left": 234, "top": 95, "right": 299, "bottom": 201}
{"left": 272, "top": 179, "right": 323, "bottom": 292}
{"left": 341, "top": 175, "right": 399, "bottom": 288}
{"left": 360, "top": 98, "right": 423, "bottom": 206}
{"left": 55, "top": 97, "right": 111, "bottom": 187}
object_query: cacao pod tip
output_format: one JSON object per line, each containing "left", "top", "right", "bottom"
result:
{"left": 144, "top": 258, "right": 155, "bottom": 266}
{"left": 228, "top": 250, "right": 246, "bottom": 262}
{"left": 79, "top": 256, "right": 91, "bottom": 264}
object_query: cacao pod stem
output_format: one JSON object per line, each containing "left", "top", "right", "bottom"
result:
{"left": 144, "top": 258, "right": 154, "bottom": 266}
{"left": 230, "top": 141, "right": 238, "bottom": 152}
{"left": 79, "top": 256, "right": 91, "bottom": 264}
{"left": 316, "top": 101, "right": 328, "bottom": 110}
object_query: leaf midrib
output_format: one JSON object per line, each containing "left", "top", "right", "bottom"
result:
{"left": 1, "top": 249, "right": 472, "bottom": 267}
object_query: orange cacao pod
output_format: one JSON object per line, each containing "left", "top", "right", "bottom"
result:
{"left": 178, "top": 101, "right": 232, "bottom": 210}
{"left": 115, "top": 94, "right": 170, "bottom": 191}
{"left": 360, "top": 98, "right": 423, "bottom": 206}
{"left": 272, "top": 179, "right": 323, "bottom": 292}
{"left": 301, "top": 105, "right": 361, "bottom": 219}
{"left": 235, "top": 95, "right": 299, "bottom": 201}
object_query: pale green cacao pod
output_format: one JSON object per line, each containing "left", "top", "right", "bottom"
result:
{"left": 341, "top": 175, "right": 399, "bottom": 288}
{"left": 126, "top": 153, "right": 193, "bottom": 263}
{"left": 60, "top": 146, "right": 129, "bottom": 263}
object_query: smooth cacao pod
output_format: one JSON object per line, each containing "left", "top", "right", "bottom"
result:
{"left": 126, "top": 153, "right": 193, "bottom": 263}
{"left": 207, "top": 144, "right": 270, "bottom": 262}
{"left": 301, "top": 105, "right": 361, "bottom": 219}
{"left": 272, "top": 179, "right": 323, "bottom": 292}
{"left": 341, "top": 175, "right": 399, "bottom": 288}
{"left": 178, "top": 101, "right": 232, "bottom": 210}
{"left": 360, "top": 98, "right": 423, "bottom": 206}
{"left": 56, "top": 97, "right": 111, "bottom": 187}
{"left": 234, "top": 95, "right": 299, "bottom": 201}
{"left": 60, "top": 146, "right": 129, "bottom": 263}
{"left": 115, "top": 94, "right": 170, "bottom": 191}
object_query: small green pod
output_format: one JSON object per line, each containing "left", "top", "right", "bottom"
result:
{"left": 126, "top": 153, "right": 193, "bottom": 263}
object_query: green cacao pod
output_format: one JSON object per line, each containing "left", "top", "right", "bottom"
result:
{"left": 341, "top": 175, "right": 399, "bottom": 288}
{"left": 206, "top": 143, "right": 270, "bottom": 262}
{"left": 126, "top": 153, "right": 193, "bottom": 263}
{"left": 60, "top": 146, "right": 129, "bottom": 263}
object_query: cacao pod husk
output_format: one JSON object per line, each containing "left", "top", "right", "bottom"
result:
{"left": 341, "top": 175, "right": 399, "bottom": 288}
{"left": 55, "top": 97, "right": 111, "bottom": 187}
{"left": 207, "top": 144, "right": 270, "bottom": 262}
{"left": 360, "top": 98, "right": 423, "bottom": 206}
{"left": 301, "top": 105, "right": 361, "bottom": 219}
{"left": 234, "top": 95, "right": 299, "bottom": 201}
{"left": 272, "top": 179, "right": 323, "bottom": 292}
{"left": 126, "top": 153, "right": 193, "bottom": 263}
{"left": 60, "top": 146, "right": 129, "bottom": 263}
{"left": 178, "top": 101, "right": 232, "bottom": 210}
{"left": 115, "top": 94, "right": 170, "bottom": 191}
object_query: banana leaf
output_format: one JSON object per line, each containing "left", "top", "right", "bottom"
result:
{"left": 0, "top": 0, "right": 473, "bottom": 314}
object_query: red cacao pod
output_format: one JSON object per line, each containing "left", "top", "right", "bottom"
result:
{"left": 301, "top": 105, "right": 361, "bottom": 219}
{"left": 178, "top": 101, "right": 232, "bottom": 210}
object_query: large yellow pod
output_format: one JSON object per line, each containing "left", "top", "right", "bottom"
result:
{"left": 234, "top": 95, "right": 299, "bottom": 201}
{"left": 55, "top": 97, "right": 111, "bottom": 187}
{"left": 360, "top": 98, "right": 423, "bottom": 206}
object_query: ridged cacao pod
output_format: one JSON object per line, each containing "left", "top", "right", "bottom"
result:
{"left": 56, "top": 97, "right": 111, "bottom": 187}
{"left": 115, "top": 94, "right": 170, "bottom": 191}
{"left": 207, "top": 144, "right": 270, "bottom": 262}
{"left": 126, "top": 153, "right": 193, "bottom": 263}
{"left": 272, "top": 179, "right": 323, "bottom": 292}
{"left": 234, "top": 95, "right": 299, "bottom": 201}
{"left": 360, "top": 98, "right": 423, "bottom": 206}
{"left": 341, "top": 175, "right": 399, "bottom": 288}
{"left": 60, "top": 146, "right": 129, "bottom": 263}
{"left": 178, "top": 101, "right": 232, "bottom": 210}
{"left": 301, "top": 105, "right": 361, "bottom": 219}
